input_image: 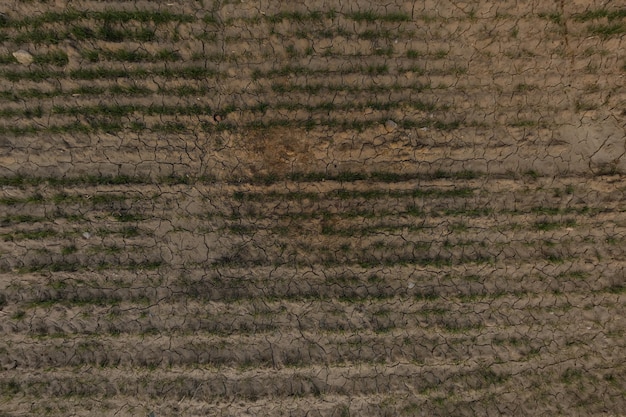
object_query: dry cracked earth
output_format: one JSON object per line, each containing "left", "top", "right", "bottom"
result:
{"left": 0, "top": 0, "right": 625, "bottom": 416}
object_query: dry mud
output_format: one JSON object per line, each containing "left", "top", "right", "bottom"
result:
{"left": 0, "top": 0, "right": 625, "bottom": 416}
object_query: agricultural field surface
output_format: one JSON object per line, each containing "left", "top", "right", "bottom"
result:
{"left": 0, "top": 0, "right": 625, "bottom": 415}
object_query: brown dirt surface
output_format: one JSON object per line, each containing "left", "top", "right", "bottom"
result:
{"left": 1, "top": 0, "right": 626, "bottom": 416}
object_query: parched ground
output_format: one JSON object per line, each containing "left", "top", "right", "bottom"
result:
{"left": 0, "top": 0, "right": 625, "bottom": 416}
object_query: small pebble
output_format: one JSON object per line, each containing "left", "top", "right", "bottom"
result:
{"left": 385, "top": 119, "right": 398, "bottom": 132}
{"left": 12, "top": 50, "right": 33, "bottom": 65}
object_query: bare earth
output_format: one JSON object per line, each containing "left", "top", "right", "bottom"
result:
{"left": 0, "top": 0, "right": 625, "bottom": 416}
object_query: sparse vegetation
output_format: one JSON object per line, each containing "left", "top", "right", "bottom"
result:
{"left": 587, "top": 23, "right": 626, "bottom": 37}
{"left": 574, "top": 8, "right": 626, "bottom": 22}
{"left": 0, "top": 1, "right": 624, "bottom": 416}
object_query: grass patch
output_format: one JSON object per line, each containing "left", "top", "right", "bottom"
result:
{"left": 574, "top": 8, "right": 626, "bottom": 22}
{"left": 348, "top": 11, "right": 411, "bottom": 22}
{"left": 0, "top": 171, "right": 480, "bottom": 190}
{"left": 257, "top": 63, "right": 393, "bottom": 78}
{"left": 1, "top": 214, "right": 44, "bottom": 225}
{"left": 120, "top": 226, "right": 140, "bottom": 238}
{"left": 514, "top": 83, "right": 537, "bottom": 93}
{"left": 232, "top": 187, "right": 473, "bottom": 202}
{"left": 61, "top": 245, "right": 77, "bottom": 255}
{"left": 19, "top": 259, "right": 161, "bottom": 274}
{"left": 607, "top": 284, "right": 626, "bottom": 294}
{"left": 538, "top": 12, "right": 562, "bottom": 25}
{"left": 509, "top": 120, "right": 542, "bottom": 128}
{"left": 6, "top": 9, "right": 194, "bottom": 29}
{"left": 82, "top": 48, "right": 181, "bottom": 63}
{"left": 11, "top": 311, "right": 26, "bottom": 321}
{"left": 30, "top": 295, "right": 123, "bottom": 308}
{"left": 113, "top": 212, "right": 145, "bottom": 222}
{"left": 271, "top": 81, "right": 429, "bottom": 94}
{"left": 0, "top": 175, "right": 144, "bottom": 188}
{"left": 2, "top": 228, "right": 59, "bottom": 242}
{"left": 33, "top": 50, "right": 69, "bottom": 66}
{"left": 12, "top": 26, "right": 159, "bottom": 44}
{"left": 561, "top": 367, "right": 584, "bottom": 384}
{"left": 406, "top": 50, "right": 422, "bottom": 59}
{"left": 534, "top": 219, "right": 576, "bottom": 231}
{"left": 265, "top": 11, "right": 325, "bottom": 23}
{"left": 587, "top": 23, "right": 626, "bottom": 37}
{"left": 2, "top": 66, "right": 219, "bottom": 82}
